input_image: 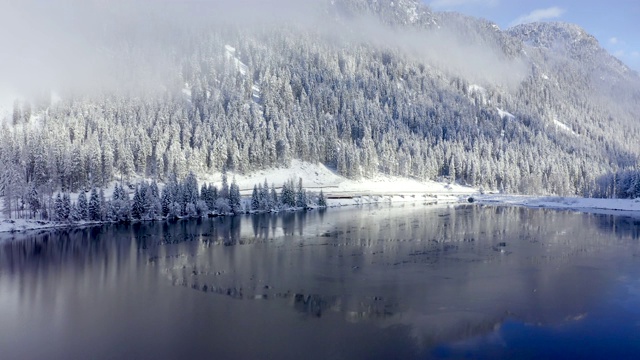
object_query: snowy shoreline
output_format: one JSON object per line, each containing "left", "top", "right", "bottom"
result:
{"left": 475, "top": 194, "right": 640, "bottom": 216}
{"left": 4, "top": 160, "right": 640, "bottom": 237}
{"left": 5, "top": 194, "right": 640, "bottom": 238}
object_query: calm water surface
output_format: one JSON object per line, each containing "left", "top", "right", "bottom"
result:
{"left": 1, "top": 204, "right": 640, "bottom": 359}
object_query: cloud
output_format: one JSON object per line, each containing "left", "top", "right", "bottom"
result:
{"left": 632, "top": 51, "right": 640, "bottom": 58}
{"left": 614, "top": 50, "right": 625, "bottom": 58}
{"left": 609, "top": 37, "right": 619, "bottom": 45}
{"left": 509, "top": 6, "right": 565, "bottom": 27}
{"left": 430, "top": 0, "right": 499, "bottom": 9}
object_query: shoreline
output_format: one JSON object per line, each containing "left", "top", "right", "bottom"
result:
{"left": 4, "top": 193, "right": 640, "bottom": 238}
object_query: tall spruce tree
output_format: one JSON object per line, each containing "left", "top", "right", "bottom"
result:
{"left": 89, "top": 187, "right": 101, "bottom": 221}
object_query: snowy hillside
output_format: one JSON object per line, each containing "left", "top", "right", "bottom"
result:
{"left": 2, "top": 0, "right": 640, "bottom": 225}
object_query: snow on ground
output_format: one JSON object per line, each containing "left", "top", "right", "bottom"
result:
{"left": 225, "top": 44, "right": 248, "bottom": 76}
{"left": 9, "top": 160, "right": 640, "bottom": 234}
{"left": 200, "top": 159, "right": 475, "bottom": 197}
{"left": 476, "top": 194, "right": 640, "bottom": 215}
{"left": 553, "top": 118, "right": 578, "bottom": 136}
{"left": 497, "top": 107, "right": 515, "bottom": 120}
{"left": 0, "top": 219, "right": 70, "bottom": 235}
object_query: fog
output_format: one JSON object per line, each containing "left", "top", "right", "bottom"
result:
{"left": 0, "top": 0, "right": 527, "bottom": 102}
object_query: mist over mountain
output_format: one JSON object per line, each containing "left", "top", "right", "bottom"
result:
{"left": 1, "top": 0, "right": 639, "bottom": 200}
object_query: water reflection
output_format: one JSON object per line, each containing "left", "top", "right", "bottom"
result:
{"left": 1, "top": 205, "right": 640, "bottom": 359}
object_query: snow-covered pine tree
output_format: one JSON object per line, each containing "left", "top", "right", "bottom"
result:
{"left": 296, "top": 178, "right": 307, "bottom": 209}
{"left": 132, "top": 186, "right": 144, "bottom": 220}
{"left": 270, "top": 184, "right": 278, "bottom": 211}
{"left": 27, "top": 185, "right": 40, "bottom": 219}
{"left": 281, "top": 180, "right": 296, "bottom": 208}
{"left": 161, "top": 183, "right": 172, "bottom": 217}
{"left": 196, "top": 200, "right": 208, "bottom": 217}
{"left": 220, "top": 171, "right": 229, "bottom": 201}
{"left": 54, "top": 193, "right": 64, "bottom": 221}
{"left": 251, "top": 184, "right": 260, "bottom": 211}
{"left": 200, "top": 183, "right": 209, "bottom": 207}
{"left": 229, "top": 177, "right": 242, "bottom": 214}
{"left": 62, "top": 193, "right": 71, "bottom": 220}
{"left": 318, "top": 189, "right": 327, "bottom": 207}
{"left": 183, "top": 172, "right": 199, "bottom": 209}
{"left": 77, "top": 191, "right": 88, "bottom": 220}
{"left": 89, "top": 187, "right": 101, "bottom": 221}
{"left": 99, "top": 188, "right": 106, "bottom": 220}
{"left": 260, "top": 179, "right": 270, "bottom": 211}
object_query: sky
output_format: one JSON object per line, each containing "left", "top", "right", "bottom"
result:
{"left": 427, "top": 0, "right": 640, "bottom": 71}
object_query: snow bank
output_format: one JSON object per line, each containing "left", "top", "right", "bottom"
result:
{"left": 200, "top": 159, "right": 476, "bottom": 198}
{"left": 476, "top": 194, "right": 640, "bottom": 215}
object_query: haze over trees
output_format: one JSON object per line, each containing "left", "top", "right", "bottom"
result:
{"left": 1, "top": 0, "right": 640, "bottom": 218}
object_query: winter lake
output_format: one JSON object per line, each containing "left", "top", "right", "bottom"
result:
{"left": 1, "top": 204, "right": 640, "bottom": 359}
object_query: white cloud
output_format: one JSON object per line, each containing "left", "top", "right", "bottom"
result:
{"left": 614, "top": 50, "right": 625, "bottom": 58}
{"left": 509, "top": 6, "right": 566, "bottom": 27}
{"left": 609, "top": 37, "right": 619, "bottom": 45}
{"left": 632, "top": 51, "right": 640, "bottom": 58}
{"left": 430, "top": 0, "right": 499, "bottom": 9}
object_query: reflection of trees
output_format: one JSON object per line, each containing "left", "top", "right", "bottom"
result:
{"left": 159, "top": 204, "right": 639, "bottom": 346}
{"left": 592, "top": 213, "right": 640, "bottom": 240}
{"left": 2, "top": 205, "right": 639, "bottom": 349}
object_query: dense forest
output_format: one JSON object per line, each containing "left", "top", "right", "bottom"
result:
{"left": 2, "top": 0, "right": 640, "bottom": 219}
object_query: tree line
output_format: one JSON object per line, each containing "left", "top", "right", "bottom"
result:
{"left": 12, "top": 172, "right": 325, "bottom": 223}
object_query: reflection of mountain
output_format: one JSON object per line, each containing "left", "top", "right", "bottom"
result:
{"left": 1, "top": 205, "right": 638, "bottom": 350}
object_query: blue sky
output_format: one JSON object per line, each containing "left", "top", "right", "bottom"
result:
{"left": 426, "top": 0, "right": 640, "bottom": 71}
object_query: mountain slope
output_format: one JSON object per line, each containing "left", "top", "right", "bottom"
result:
{"left": 1, "top": 0, "right": 639, "bottom": 199}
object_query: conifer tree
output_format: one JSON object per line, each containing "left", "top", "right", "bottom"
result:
{"left": 132, "top": 186, "right": 144, "bottom": 220}
{"left": 220, "top": 170, "right": 229, "bottom": 201}
{"left": 89, "top": 187, "right": 101, "bottom": 221}
{"left": 229, "top": 177, "right": 242, "bottom": 214}
{"left": 270, "top": 184, "right": 278, "bottom": 210}
{"left": 318, "top": 189, "right": 327, "bottom": 207}
{"left": 251, "top": 184, "right": 260, "bottom": 211}
{"left": 260, "top": 179, "right": 270, "bottom": 210}
{"left": 296, "top": 178, "right": 307, "bottom": 208}
{"left": 62, "top": 193, "right": 71, "bottom": 220}
{"left": 77, "top": 191, "right": 88, "bottom": 220}
{"left": 54, "top": 193, "right": 64, "bottom": 221}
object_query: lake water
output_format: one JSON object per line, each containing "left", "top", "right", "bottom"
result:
{"left": 1, "top": 204, "right": 640, "bottom": 359}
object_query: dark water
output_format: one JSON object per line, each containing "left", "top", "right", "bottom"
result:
{"left": 1, "top": 204, "right": 640, "bottom": 359}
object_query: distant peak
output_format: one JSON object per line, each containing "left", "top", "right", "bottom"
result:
{"left": 507, "top": 21, "right": 600, "bottom": 56}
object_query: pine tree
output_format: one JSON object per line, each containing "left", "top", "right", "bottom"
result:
{"left": 296, "top": 178, "right": 307, "bottom": 208}
{"left": 251, "top": 184, "right": 260, "bottom": 211}
{"left": 62, "top": 193, "right": 71, "bottom": 220}
{"left": 27, "top": 185, "right": 40, "bottom": 219}
{"left": 99, "top": 188, "right": 106, "bottom": 220}
{"left": 229, "top": 177, "right": 242, "bottom": 214}
{"left": 270, "top": 184, "right": 278, "bottom": 211}
{"left": 54, "top": 193, "right": 64, "bottom": 221}
{"left": 220, "top": 170, "right": 229, "bottom": 201}
{"left": 77, "top": 191, "right": 88, "bottom": 220}
{"left": 132, "top": 186, "right": 144, "bottom": 220}
{"left": 281, "top": 180, "right": 296, "bottom": 208}
{"left": 70, "top": 202, "right": 82, "bottom": 221}
{"left": 260, "top": 179, "right": 270, "bottom": 210}
{"left": 318, "top": 189, "right": 327, "bottom": 207}
{"left": 183, "top": 172, "right": 199, "bottom": 207}
{"left": 161, "top": 186, "right": 172, "bottom": 217}
{"left": 89, "top": 187, "right": 101, "bottom": 221}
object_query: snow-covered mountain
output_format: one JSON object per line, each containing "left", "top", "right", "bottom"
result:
{"left": 1, "top": 0, "right": 639, "bottom": 198}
